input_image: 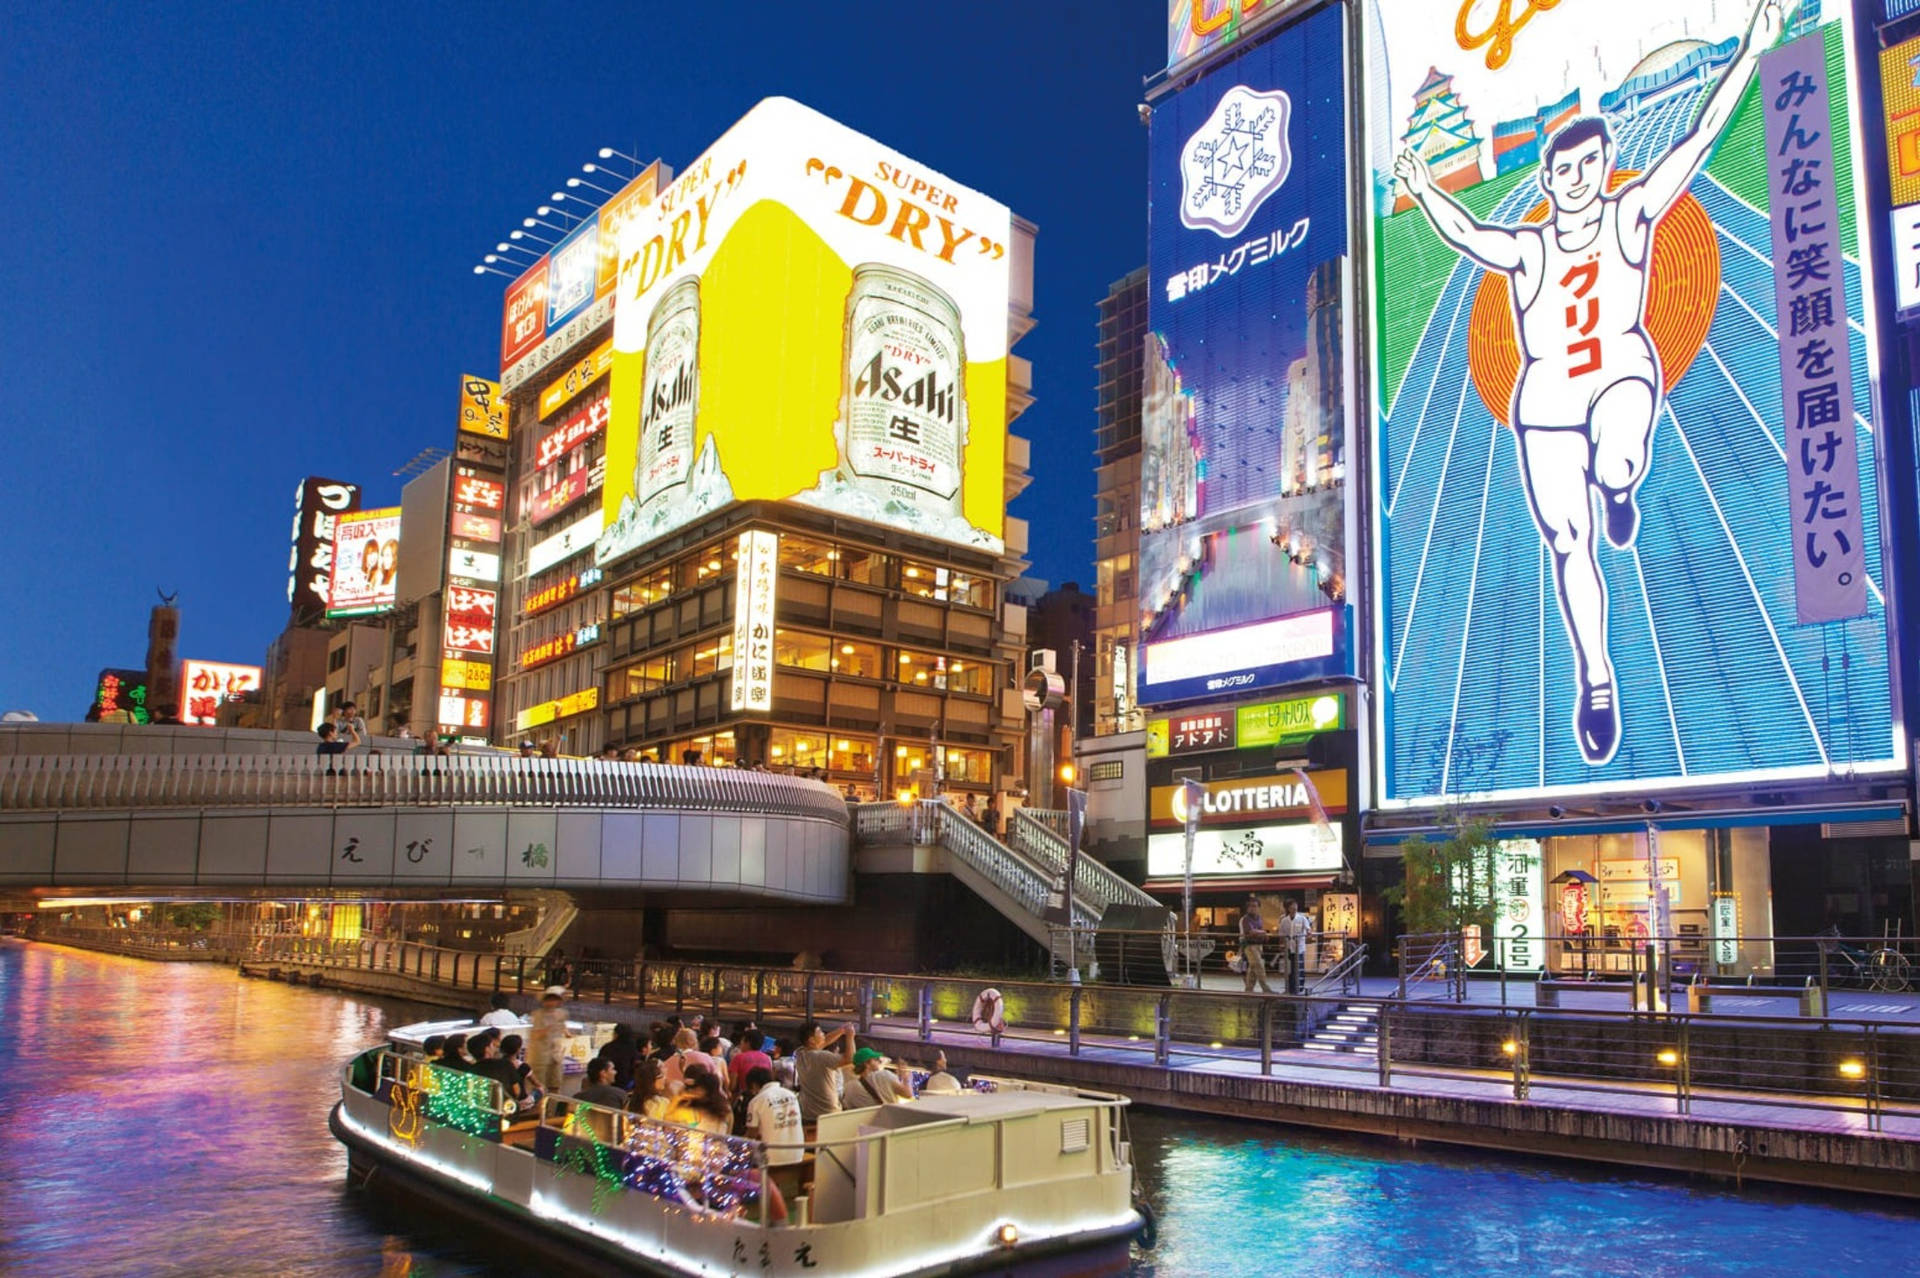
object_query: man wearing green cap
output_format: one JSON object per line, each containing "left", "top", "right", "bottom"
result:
{"left": 847, "top": 1046, "right": 907, "bottom": 1107}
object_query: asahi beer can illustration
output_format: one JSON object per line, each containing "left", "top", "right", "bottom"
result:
{"left": 838, "top": 265, "right": 967, "bottom": 519}
{"left": 636, "top": 276, "right": 700, "bottom": 510}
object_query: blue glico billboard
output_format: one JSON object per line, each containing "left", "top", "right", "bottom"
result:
{"left": 1139, "top": 1, "right": 1355, "bottom": 708}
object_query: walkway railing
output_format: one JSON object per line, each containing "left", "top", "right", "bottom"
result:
{"left": 1398, "top": 930, "right": 1918, "bottom": 1010}
{"left": 258, "top": 936, "right": 1920, "bottom": 1132}
{"left": 0, "top": 753, "right": 850, "bottom": 823}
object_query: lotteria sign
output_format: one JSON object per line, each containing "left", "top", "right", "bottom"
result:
{"left": 1149, "top": 768, "right": 1346, "bottom": 828}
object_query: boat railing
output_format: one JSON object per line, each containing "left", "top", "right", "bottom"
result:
{"left": 418, "top": 1077, "right": 1138, "bottom": 1229}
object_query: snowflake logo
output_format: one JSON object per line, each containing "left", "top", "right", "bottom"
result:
{"left": 1180, "top": 84, "right": 1293, "bottom": 237}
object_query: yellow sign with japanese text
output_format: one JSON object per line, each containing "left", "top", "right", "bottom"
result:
{"left": 458, "top": 375, "right": 510, "bottom": 440}
{"left": 440, "top": 659, "right": 492, "bottom": 693}
{"left": 538, "top": 339, "right": 616, "bottom": 419}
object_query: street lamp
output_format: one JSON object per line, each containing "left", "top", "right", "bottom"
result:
{"left": 473, "top": 264, "right": 514, "bottom": 277}
{"left": 509, "top": 229, "right": 554, "bottom": 247}
{"left": 568, "top": 175, "right": 616, "bottom": 196}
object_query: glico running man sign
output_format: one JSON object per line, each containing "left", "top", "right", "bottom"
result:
{"left": 1140, "top": 2, "right": 1353, "bottom": 707}
{"left": 1366, "top": 0, "right": 1897, "bottom": 805}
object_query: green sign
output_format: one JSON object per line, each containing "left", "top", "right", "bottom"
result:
{"left": 1235, "top": 693, "right": 1344, "bottom": 749}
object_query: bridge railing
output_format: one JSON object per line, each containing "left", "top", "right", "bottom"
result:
{"left": 248, "top": 935, "right": 1920, "bottom": 1131}
{"left": 0, "top": 752, "right": 850, "bottom": 823}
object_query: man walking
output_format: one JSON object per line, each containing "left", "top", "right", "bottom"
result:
{"left": 1393, "top": 0, "right": 1779, "bottom": 766}
{"left": 1279, "top": 899, "right": 1312, "bottom": 995}
{"left": 1239, "top": 895, "right": 1275, "bottom": 994}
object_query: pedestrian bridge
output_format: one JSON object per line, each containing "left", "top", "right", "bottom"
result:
{"left": 0, "top": 725, "right": 849, "bottom": 902}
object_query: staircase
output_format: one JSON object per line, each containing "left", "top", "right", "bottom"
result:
{"left": 1302, "top": 1001, "right": 1380, "bottom": 1055}
{"left": 851, "top": 801, "right": 1150, "bottom": 964}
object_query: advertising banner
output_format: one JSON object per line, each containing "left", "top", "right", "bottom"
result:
{"left": 501, "top": 260, "right": 548, "bottom": 369}
{"left": 440, "top": 658, "right": 492, "bottom": 693}
{"left": 537, "top": 390, "right": 610, "bottom": 469}
{"left": 1762, "top": 34, "right": 1864, "bottom": 624}
{"left": 1166, "top": 0, "right": 1287, "bottom": 70}
{"left": 546, "top": 216, "right": 599, "bottom": 333}
{"left": 288, "top": 477, "right": 361, "bottom": 615}
{"left": 538, "top": 339, "right": 615, "bottom": 419}
{"left": 1882, "top": 33, "right": 1920, "bottom": 207}
{"left": 447, "top": 547, "right": 501, "bottom": 584}
{"left": 1146, "top": 823, "right": 1344, "bottom": 878}
{"left": 529, "top": 509, "right": 603, "bottom": 576}
{"left": 326, "top": 508, "right": 402, "bottom": 617}
{"left": 453, "top": 472, "right": 505, "bottom": 515}
{"left": 1367, "top": 0, "right": 1896, "bottom": 805}
{"left": 1149, "top": 767, "right": 1347, "bottom": 827}
{"left": 530, "top": 469, "right": 590, "bottom": 524}
{"left": 444, "top": 586, "right": 498, "bottom": 655}
{"left": 450, "top": 511, "right": 502, "bottom": 543}
{"left": 459, "top": 375, "right": 510, "bottom": 440}
{"left": 1140, "top": 5, "right": 1353, "bottom": 706}
{"left": 595, "top": 97, "right": 1013, "bottom": 566}
{"left": 730, "top": 530, "right": 779, "bottom": 711}
{"left": 180, "top": 660, "right": 262, "bottom": 726}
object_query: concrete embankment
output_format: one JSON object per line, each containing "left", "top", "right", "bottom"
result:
{"left": 223, "top": 951, "right": 1920, "bottom": 1203}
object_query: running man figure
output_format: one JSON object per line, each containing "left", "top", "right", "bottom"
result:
{"left": 1394, "top": 0, "right": 1780, "bottom": 766}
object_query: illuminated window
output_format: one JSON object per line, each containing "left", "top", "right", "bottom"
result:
{"left": 613, "top": 655, "right": 674, "bottom": 701}
{"left": 612, "top": 571, "right": 673, "bottom": 618}
{"left": 1087, "top": 760, "right": 1124, "bottom": 782}
{"left": 943, "top": 746, "right": 993, "bottom": 784}
{"left": 773, "top": 629, "right": 832, "bottom": 672}
{"left": 767, "top": 731, "right": 871, "bottom": 773}
{"left": 838, "top": 547, "right": 889, "bottom": 587}
{"left": 778, "top": 536, "right": 838, "bottom": 578}
{"left": 831, "top": 639, "right": 881, "bottom": 679}
{"left": 687, "top": 633, "right": 733, "bottom": 678}
{"left": 683, "top": 543, "right": 734, "bottom": 589}
{"left": 894, "top": 649, "right": 989, "bottom": 693}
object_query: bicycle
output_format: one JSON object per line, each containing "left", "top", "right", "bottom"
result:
{"left": 1818, "top": 926, "right": 1912, "bottom": 993}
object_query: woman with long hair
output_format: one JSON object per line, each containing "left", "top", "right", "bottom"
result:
{"left": 626, "top": 1057, "right": 671, "bottom": 1121}
{"left": 666, "top": 1064, "right": 732, "bottom": 1136}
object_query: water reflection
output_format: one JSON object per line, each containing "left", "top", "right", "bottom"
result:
{"left": 2, "top": 941, "right": 1916, "bottom": 1276}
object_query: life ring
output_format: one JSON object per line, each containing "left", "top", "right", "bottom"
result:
{"left": 1133, "top": 1195, "right": 1158, "bottom": 1250}
{"left": 970, "top": 988, "right": 1006, "bottom": 1035}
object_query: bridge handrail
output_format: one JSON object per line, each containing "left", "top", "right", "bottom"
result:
{"left": 852, "top": 801, "right": 1099, "bottom": 930}
{"left": 0, "top": 752, "right": 851, "bottom": 823}
{"left": 1008, "top": 808, "right": 1160, "bottom": 914}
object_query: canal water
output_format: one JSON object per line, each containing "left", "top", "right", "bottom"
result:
{"left": 3, "top": 940, "right": 1919, "bottom": 1276}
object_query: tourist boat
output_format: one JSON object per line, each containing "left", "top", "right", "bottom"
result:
{"left": 331, "top": 1025, "right": 1145, "bottom": 1276}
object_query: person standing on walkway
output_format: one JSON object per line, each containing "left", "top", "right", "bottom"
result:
{"left": 1279, "top": 899, "right": 1312, "bottom": 995}
{"left": 528, "top": 986, "right": 571, "bottom": 1093}
{"left": 1239, "top": 896, "right": 1275, "bottom": 994}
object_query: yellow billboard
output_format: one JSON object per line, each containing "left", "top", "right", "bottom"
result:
{"left": 596, "top": 97, "right": 1012, "bottom": 567}
{"left": 458, "top": 375, "right": 510, "bottom": 440}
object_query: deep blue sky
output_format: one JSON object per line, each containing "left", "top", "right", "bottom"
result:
{"left": 0, "top": 1, "right": 1160, "bottom": 720}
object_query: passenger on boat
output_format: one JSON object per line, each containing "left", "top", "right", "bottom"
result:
{"left": 743, "top": 1067, "right": 803, "bottom": 1164}
{"left": 600, "top": 1023, "right": 640, "bottom": 1089}
{"left": 847, "top": 1048, "right": 908, "bottom": 1107}
{"left": 420, "top": 1035, "right": 446, "bottom": 1063}
{"left": 727, "top": 1029, "right": 772, "bottom": 1095}
{"left": 770, "top": 1038, "right": 799, "bottom": 1090}
{"left": 575, "top": 1057, "right": 628, "bottom": 1108}
{"left": 921, "top": 1050, "right": 962, "bottom": 1095}
{"left": 528, "top": 987, "right": 570, "bottom": 1092}
{"left": 439, "top": 1033, "right": 474, "bottom": 1069}
{"left": 661, "top": 1028, "right": 719, "bottom": 1096}
{"left": 464, "top": 1028, "right": 502, "bottom": 1074}
{"left": 496, "top": 1034, "right": 537, "bottom": 1107}
{"left": 793, "top": 1021, "right": 856, "bottom": 1124}
{"left": 665, "top": 1064, "right": 732, "bottom": 1136}
{"left": 479, "top": 992, "right": 519, "bottom": 1028}
{"left": 627, "top": 1058, "right": 672, "bottom": 1120}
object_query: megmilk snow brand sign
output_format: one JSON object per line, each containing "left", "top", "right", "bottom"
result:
{"left": 1140, "top": 5, "right": 1354, "bottom": 706}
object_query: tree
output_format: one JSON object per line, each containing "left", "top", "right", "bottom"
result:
{"left": 1383, "top": 812, "right": 1513, "bottom": 938}
{"left": 166, "top": 902, "right": 222, "bottom": 931}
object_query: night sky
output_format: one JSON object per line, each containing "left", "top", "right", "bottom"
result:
{"left": 0, "top": 1, "right": 1162, "bottom": 719}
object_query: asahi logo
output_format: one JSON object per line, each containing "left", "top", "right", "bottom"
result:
{"left": 852, "top": 351, "right": 956, "bottom": 423}
{"left": 643, "top": 357, "right": 695, "bottom": 428}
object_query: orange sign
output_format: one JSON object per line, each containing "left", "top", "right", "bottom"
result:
{"left": 458, "top": 375, "right": 510, "bottom": 440}
{"left": 1883, "top": 34, "right": 1920, "bottom": 208}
